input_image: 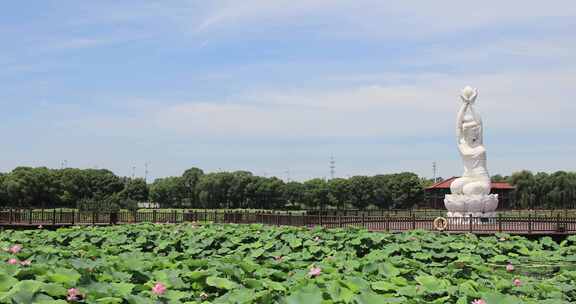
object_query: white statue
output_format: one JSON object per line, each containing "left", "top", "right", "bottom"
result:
{"left": 444, "top": 86, "right": 498, "bottom": 219}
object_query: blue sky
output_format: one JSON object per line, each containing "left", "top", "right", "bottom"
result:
{"left": 1, "top": 1, "right": 575, "bottom": 181}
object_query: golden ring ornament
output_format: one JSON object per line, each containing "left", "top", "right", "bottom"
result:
{"left": 433, "top": 217, "right": 448, "bottom": 231}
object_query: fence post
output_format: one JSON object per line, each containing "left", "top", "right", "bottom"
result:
{"left": 92, "top": 211, "right": 96, "bottom": 225}
{"left": 362, "top": 213, "right": 365, "bottom": 228}
{"left": 412, "top": 213, "right": 416, "bottom": 230}
{"left": 29, "top": 208, "right": 33, "bottom": 225}
{"left": 60, "top": 209, "right": 63, "bottom": 224}
{"left": 528, "top": 214, "right": 532, "bottom": 234}
{"left": 52, "top": 209, "right": 57, "bottom": 225}
{"left": 498, "top": 213, "right": 502, "bottom": 233}
{"left": 214, "top": 210, "right": 218, "bottom": 223}
{"left": 153, "top": 210, "right": 157, "bottom": 223}
{"left": 469, "top": 214, "right": 473, "bottom": 233}
{"left": 9, "top": 209, "right": 12, "bottom": 224}
{"left": 338, "top": 215, "right": 342, "bottom": 228}
{"left": 71, "top": 210, "right": 75, "bottom": 225}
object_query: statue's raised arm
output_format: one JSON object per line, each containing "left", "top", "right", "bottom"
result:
{"left": 456, "top": 102, "right": 469, "bottom": 144}
{"left": 456, "top": 86, "right": 478, "bottom": 143}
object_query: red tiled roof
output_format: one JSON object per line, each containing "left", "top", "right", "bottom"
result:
{"left": 426, "top": 176, "right": 515, "bottom": 190}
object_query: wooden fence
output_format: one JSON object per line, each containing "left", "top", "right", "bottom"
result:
{"left": 0, "top": 209, "right": 575, "bottom": 234}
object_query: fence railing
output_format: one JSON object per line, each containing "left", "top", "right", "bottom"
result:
{"left": 0, "top": 209, "right": 575, "bottom": 234}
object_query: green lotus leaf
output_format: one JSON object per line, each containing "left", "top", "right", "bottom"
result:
{"left": 379, "top": 262, "right": 400, "bottom": 278}
{"left": 41, "top": 283, "right": 68, "bottom": 297}
{"left": 285, "top": 287, "right": 323, "bottom": 304}
{"left": 0, "top": 274, "right": 18, "bottom": 292}
{"left": 371, "top": 281, "right": 397, "bottom": 292}
{"left": 46, "top": 268, "right": 81, "bottom": 286}
{"left": 354, "top": 293, "right": 405, "bottom": 304}
{"left": 480, "top": 292, "right": 523, "bottom": 304}
{"left": 415, "top": 275, "right": 449, "bottom": 294}
{"left": 206, "top": 276, "right": 239, "bottom": 290}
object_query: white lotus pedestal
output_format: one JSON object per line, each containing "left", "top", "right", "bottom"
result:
{"left": 444, "top": 194, "right": 498, "bottom": 223}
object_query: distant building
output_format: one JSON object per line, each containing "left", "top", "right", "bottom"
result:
{"left": 423, "top": 177, "right": 516, "bottom": 209}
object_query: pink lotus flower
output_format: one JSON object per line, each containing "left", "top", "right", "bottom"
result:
{"left": 9, "top": 244, "right": 22, "bottom": 254}
{"left": 308, "top": 266, "right": 322, "bottom": 277}
{"left": 513, "top": 278, "right": 521, "bottom": 287}
{"left": 67, "top": 288, "right": 82, "bottom": 301}
{"left": 20, "top": 260, "right": 31, "bottom": 266}
{"left": 471, "top": 299, "right": 486, "bottom": 304}
{"left": 7, "top": 258, "right": 18, "bottom": 265}
{"left": 506, "top": 263, "right": 514, "bottom": 272}
{"left": 152, "top": 282, "right": 167, "bottom": 296}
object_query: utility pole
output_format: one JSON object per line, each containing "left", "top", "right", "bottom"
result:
{"left": 432, "top": 161, "right": 437, "bottom": 182}
{"left": 329, "top": 155, "right": 335, "bottom": 180}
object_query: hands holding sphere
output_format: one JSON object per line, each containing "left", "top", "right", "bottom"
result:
{"left": 460, "top": 86, "right": 478, "bottom": 104}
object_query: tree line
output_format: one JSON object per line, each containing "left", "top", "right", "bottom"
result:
{"left": 493, "top": 171, "right": 576, "bottom": 209}
{"left": 0, "top": 166, "right": 575, "bottom": 210}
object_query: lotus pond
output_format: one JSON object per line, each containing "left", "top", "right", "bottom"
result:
{"left": 1, "top": 224, "right": 576, "bottom": 304}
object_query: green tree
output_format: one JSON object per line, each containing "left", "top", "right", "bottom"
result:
{"left": 302, "top": 179, "right": 329, "bottom": 209}
{"left": 149, "top": 177, "right": 185, "bottom": 208}
{"left": 283, "top": 181, "right": 305, "bottom": 209}
{"left": 391, "top": 172, "right": 424, "bottom": 208}
{"left": 181, "top": 167, "right": 204, "bottom": 208}
{"left": 347, "top": 176, "right": 374, "bottom": 210}
{"left": 328, "top": 178, "right": 351, "bottom": 210}
{"left": 120, "top": 178, "right": 149, "bottom": 202}
{"left": 509, "top": 170, "right": 536, "bottom": 208}
{"left": 372, "top": 175, "right": 393, "bottom": 209}
{"left": 2, "top": 167, "right": 61, "bottom": 208}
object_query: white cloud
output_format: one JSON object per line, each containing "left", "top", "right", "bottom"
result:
{"left": 193, "top": 0, "right": 576, "bottom": 38}
{"left": 153, "top": 68, "right": 575, "bottom": 138}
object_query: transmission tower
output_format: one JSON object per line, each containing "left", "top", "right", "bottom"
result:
{"left": 284, "top": 169, "right": 291, "bottom": 182}
{"left": 144, "top": 161, "right": 150, "bottom": 183}
{"left": 329, "top": 155, "right": 335, "bottom": 180}
{"left": 432, "top": 161, "right": 437, "bottom": 182}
